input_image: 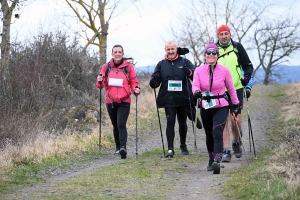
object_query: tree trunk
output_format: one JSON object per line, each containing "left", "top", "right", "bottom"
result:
{"left": 263, "top": 69, "right": 270, "bottom": 85}
{"left": 0, "top": 0, "right": 13, "bottom": 81}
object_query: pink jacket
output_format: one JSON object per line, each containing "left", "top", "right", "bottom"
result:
{"left": 95, "top": 59, "right": 139, "bottom": 104}
{"left": 192, "top": 63, "right": 239, "bottom": 108}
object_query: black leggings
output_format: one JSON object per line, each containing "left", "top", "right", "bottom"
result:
{"left": 201, "top": 106, "right": 228, "bottom": 154}
{"left": 106, "top": 102, "right": 130, "bottom": 149}
{"left": 164, "top": 106, "right": 189, "bottom": 150}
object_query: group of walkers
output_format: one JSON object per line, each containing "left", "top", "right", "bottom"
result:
{"left": 96, "top": 25, "right": 254, "bottom": 174}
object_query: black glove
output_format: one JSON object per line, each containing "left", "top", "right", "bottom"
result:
{"left": 245, "top": 88, "right": 251, "bottom": 98}
{"left": 182, "top": 67, "right": 191, "bottom": 76}
{"left": 193, "top": 90, "right": 202, "bottom": 99}
{"left": 149, "top": 78, "right": 159, "bottom": 89}
{"left": 241, "top": 76, "right": 250, "bottom": 87}
{"left": 232, "top": 103, "right": 240, "bottom": 116}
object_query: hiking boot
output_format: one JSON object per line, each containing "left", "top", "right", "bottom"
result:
{"left": 180, "top": 144, "right": 189, "bottom": 155}
{"left": 196, "top": 118, "right": 202, "bottom": 129}
{"left": 165, "top": 149, "right": 174, "bottom": 158}
{"left": 212, "top": 161, "right": 221, "bottom": 174}
{"left": 207, "top": 159, "right": 214, "bottom": 171}
{"left": 232, "top": 142, "right": 242, "bottom": 158}
{"left": 114, "top": 149, "right": 120, "bottom": 155}
{"left": 120, "top": 147, "right": 127, "bottom": 159}
{"left": 222, "top": 150, "right": 231, "bottom": 162}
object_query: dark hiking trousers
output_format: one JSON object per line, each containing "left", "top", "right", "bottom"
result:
{"left": 106, "top": 102, "right": 130, "bottom": 149}
{"left": 164, "top": 106, "right": 189, "bottom": 150}
{"left": 201, "top": 106, "right": 228, "bottom": 154}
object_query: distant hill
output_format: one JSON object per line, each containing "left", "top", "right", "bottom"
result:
{"left": 135, "top": 64, "right": 300, "bottom": 85}
{"left": 253, "top": 65, "right": 300, "bottom": 84}
{"left": 135, "top": 65, "right": 155, "bottom": 74}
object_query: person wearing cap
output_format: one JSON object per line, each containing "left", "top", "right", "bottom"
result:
{"left": 216, "top": 25, "right": 254, "bottom": 162}
{"left": 192, "top": 42, "right": 239, "bottom": 174}
{"left": 149, "top": 40, "right": 196, "bottom": 158}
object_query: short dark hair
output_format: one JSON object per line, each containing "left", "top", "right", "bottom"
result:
{"left": 112, "top": 44, "right": 124, "bottom": 53}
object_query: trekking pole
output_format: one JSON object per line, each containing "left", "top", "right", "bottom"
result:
{"left": 192, "top": 98, "right": 199, "bottom": 153}
{"left": 185, "top": 75, "right": 197, "bottom": 151}
{"left": 135, "top": 93, "right": 138, "bottom": 159}
{"left": 243, "top": 89, "right": 257, "bottom": 158}
{"left": 232, "top": 113, "right": 250, "bottom": 166}
{"left": 154, "top": 89, "right": 166, "bottom": 156}
{"left": 98, "top": 74, "right": 102, "bottom": 151}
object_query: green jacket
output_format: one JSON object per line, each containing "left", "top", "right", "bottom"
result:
{"left": 217, "top": 39, "right": 254, "bottom": 90}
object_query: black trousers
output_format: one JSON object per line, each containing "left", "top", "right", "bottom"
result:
{"left": 106, "top": 102, "right": 130, "bottom": 149}
{"left": 164, "top": 106, "right": 189, "bottom": 150}
{"left": 201, "top": 106, "right": 228, "bottom": 154}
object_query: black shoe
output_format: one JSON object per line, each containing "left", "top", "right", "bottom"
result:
{"left": 232, "top": 142, "right": 242, "bottom": 158}
{"left": 180, "top": 144, "right": 189, "bottom": 155}
{"left": 120, "top": 147, "right": 127, "bottom": 159}
{"left": 207, "top": 159, "right": 214, "bottom": 171}
{"left": 165, "top": 149, "right": 174, "bottom": 158}
{"left": 222, "top": 150, "right": 231, "bottom": 162}
{"left": 196, "top": 117, "right": 202, "bottom": 129}
{"left": 212, "top": 161, "right": 221, "bottom": 174}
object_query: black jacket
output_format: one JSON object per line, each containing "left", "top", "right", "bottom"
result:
{"left": 150, "top": 56, "right": 195, "bottom": 108}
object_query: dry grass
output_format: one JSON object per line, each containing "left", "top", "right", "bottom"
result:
{"left": 268, "top": 82, "right": 300, "bottom": 192}
{"left": 0, "top": 76, "right": 157, "bottom": 172}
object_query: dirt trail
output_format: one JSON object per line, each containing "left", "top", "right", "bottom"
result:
{"left": 3, "top": 86, "right": 277, "bottom": 200}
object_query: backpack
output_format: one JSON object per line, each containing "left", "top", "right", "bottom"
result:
{"left": 105, "top": 62, "right": 129, "bottom": 80}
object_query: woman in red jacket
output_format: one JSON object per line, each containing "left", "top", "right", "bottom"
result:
{"left": 96, "top": 45, "right": 140, "bottom": 159}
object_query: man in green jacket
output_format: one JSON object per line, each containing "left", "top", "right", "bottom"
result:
{"left": 216, "top": 25, "right": 254, "bottom": 162}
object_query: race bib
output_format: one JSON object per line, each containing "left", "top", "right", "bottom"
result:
{"left": 108, "top": 78, "right": 123, "bottom": 87}
{"left": 168, "top": 80, "right": 182, "bottom": 91}
{"left": 202, "top": 92, "right": 216, "bottom": 109}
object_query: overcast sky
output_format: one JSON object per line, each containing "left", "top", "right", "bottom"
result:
{"left": 9, "top": 0, "right": 300, "bottom": 67}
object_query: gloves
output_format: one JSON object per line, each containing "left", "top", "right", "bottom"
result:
{"left": 193, "top": 90, "right": 202, "bottom": 99}
{"left": 245, "top": 88, "right": 251, "bottom": 98}
{"left": 149, "top": 77, "right": 159, "bottom": 89}
{"left": 232, "top": 103, "right": 240, "bottom": 116}
{"left": 134, "top": 86, "right": 140, "bottom": 95}
{"left": 182, "top": 67, "right": 191, "bottom": 76}
{"left": 241, "top": 76, "right": 250, "bottom": 87}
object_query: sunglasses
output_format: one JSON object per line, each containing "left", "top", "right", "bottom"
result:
{"left": 206, "top": 50, "right": 217, "bottom": 55}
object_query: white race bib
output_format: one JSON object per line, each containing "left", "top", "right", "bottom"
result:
{"left": 168, "top": 80, "right": 182, "bottom": 91}
{"left": 108, "top": 78, "right": 123, "bottom": 87}
{"left": 202, "top": 92, "right": 217, "bottom": 109}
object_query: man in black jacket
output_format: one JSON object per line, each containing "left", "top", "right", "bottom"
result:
{"left": 149, "top": 40, "right": 195, "bottom": 158}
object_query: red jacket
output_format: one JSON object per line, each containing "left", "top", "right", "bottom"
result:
{"left": 95, "top": 59, "right": 139, "bottom": 104}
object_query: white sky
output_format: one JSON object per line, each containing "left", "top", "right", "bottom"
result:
{"left": 9, "top": 0, "right": 300, "bottom": 67}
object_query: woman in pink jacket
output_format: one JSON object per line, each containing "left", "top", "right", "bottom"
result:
{"left": 96, "top": 45, "right": 140, "bottom": 159}
{"left": 192, "top": 42, "right": 239, "bottom": 174}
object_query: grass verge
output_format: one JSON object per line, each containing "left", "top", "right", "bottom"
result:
{"left": 222, "top": 84, "right": 300, "bottom": 199}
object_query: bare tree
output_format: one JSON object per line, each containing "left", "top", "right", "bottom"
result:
{"left": 0, "top": 0, "right": 24, "bottom": 81}
{"left": 171, "top": 0, "right": 267, "bottom": 67}
{"left": 253, "top": 15, "right": 300, "bottom": 84}
{"left": 65, "top": 0, "right": 119, "bottom": 66}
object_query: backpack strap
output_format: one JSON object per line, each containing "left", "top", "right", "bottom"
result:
{"left": 106, "top": 62, "right": 130, "bottom": 81}
{"left": 105, "top": 62, "right": 112, "bottom": 78}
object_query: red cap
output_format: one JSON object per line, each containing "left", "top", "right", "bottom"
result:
{"left": 217, "top": 25, "right": 230, "bottom": 34}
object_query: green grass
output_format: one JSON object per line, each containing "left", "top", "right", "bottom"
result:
{"left": 0, "top": 144, "right": 107, "bottom": 196}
